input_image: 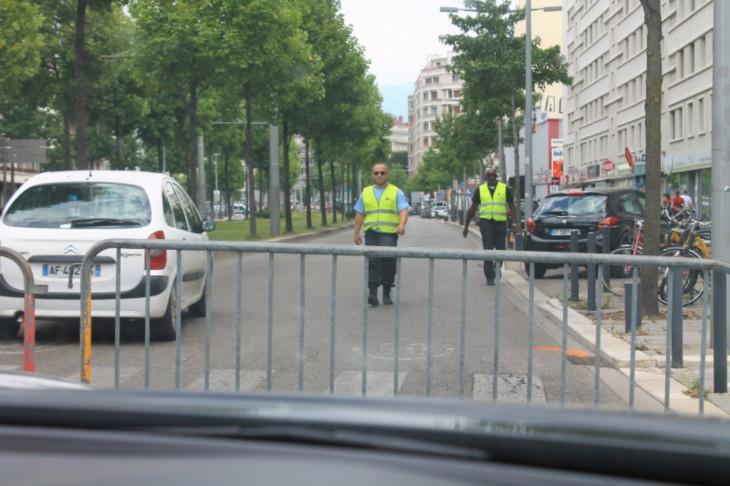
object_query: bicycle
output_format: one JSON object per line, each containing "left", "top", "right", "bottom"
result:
{"left": 603, "top": 218, "right": 706, "bottom": 306}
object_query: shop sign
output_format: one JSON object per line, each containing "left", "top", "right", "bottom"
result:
{"left": 601, "top": 160, "right": 614, "bottom": 172}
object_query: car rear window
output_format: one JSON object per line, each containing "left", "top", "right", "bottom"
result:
{"left": 536, "top": 194, "right": 607, "bottom": 217}
{"left": 3, "top": 182, "right": 152, "bottom": 228}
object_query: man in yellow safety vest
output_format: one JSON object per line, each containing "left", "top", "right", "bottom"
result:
{"left": 354, "top": 163, "right": 410, "bottom": 306}
{"left": 462, "top": 169, "right": 518, "bottom": 286}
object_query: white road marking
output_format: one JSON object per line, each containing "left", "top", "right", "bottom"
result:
{"left": 333, "top": 370, "right": 407, "bottom": 397}
{"left": 64, "top": 366, "right": 143, "bottom": 389}
{"left": 473, "top": 373, "right": 547, "bottom": 403}
{"left": 184, "top": 370, "right": 268, "bottom": 392}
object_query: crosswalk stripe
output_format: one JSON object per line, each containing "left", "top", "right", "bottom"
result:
{"left": 333, "top": 371, "right": 407, "bottom": 397}
{"left": 185, "top": 370, "right": 267, "bottom": 392}
{"left": 473, "top": 373, "right": 547, "bottom": 403}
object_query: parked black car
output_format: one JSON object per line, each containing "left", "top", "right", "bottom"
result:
{"left": 522, "top": 187, "right": 645, "bottom": 278}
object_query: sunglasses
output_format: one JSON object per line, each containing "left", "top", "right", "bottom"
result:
{"left": 486, "top": 173, "right": 497, "bottom": 177}
{"left": 373, "top": 171, "right": 387, "bottom": 175}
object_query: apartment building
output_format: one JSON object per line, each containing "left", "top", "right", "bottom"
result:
{"left": 390, "top": 116, "right": 410, "bottom": 154}
{"left": 407, "top": 54, "right": 464, "bottom": 175}
{"left": 564, "top": 0, "right": 713, "bottom": 216}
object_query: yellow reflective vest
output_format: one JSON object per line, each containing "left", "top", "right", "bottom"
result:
{"left": 363, "top": 185, "right": 400, "bottom": 233}
{"left": 478, "top": 182, "right": 508, "bottom": 221}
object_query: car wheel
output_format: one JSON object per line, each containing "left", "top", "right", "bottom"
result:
{"left": 0, "top": 317, "right": 21, "bottom": 340}
{"left": 152, "top": 285, "right": 178, "bottom": 342}
{"left": 188, "top": 287, "right": 207, "bottom": 318}
{"left": 523, "top": 263, "right": 548, "bottom": 279}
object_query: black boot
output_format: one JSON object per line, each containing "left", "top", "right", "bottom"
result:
{"left": 382, "top": 286, "right": 393, "bottom": 305}
{"left": 368, "top": 286, "right": 379, "bottom": 306}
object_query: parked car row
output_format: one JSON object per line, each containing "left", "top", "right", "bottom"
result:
{"left": 419, "top": 201, "right": 449, "bottom": 220}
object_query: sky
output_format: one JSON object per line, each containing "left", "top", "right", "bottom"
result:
{"left": 338, "top": 0, "right": 467, "bottom": 117}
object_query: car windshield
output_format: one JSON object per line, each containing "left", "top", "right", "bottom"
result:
{"left": 536, "top": 194, "right": 607, "bottom": 217}
{"left": 3, "top": 182, "right": 151, "bottom": 228}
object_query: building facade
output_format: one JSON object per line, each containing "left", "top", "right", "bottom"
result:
{"left": 407, "top": 54, "right": 464, "bottom": 176}
{"left": 563, "top": 0, "right": 713, "bottom": 217}
{"left": 389, "top": 116, "right": 410, "bottom": 154}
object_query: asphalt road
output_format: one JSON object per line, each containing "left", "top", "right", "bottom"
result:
{"left": 0, "top": 216, "right": 658, "bottom": 410}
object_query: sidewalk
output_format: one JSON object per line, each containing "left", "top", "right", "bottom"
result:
{"left": 501, "top": 259, "right": 730, "bottom": 418}
{"left": 456, "top": 220, "right": 729, "bottom": 417}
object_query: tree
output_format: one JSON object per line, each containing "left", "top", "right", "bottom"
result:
{"left": 441, "top": 0, "right": 571, "bottom": 229}
{"left": 0, "top": 0, "right": 44, "bottom": 99}
{"left": 131, "top": 0, "right": 230, "bottom": 206}
{"left": 639, "top": 0, "right": 662, "bottom": 316}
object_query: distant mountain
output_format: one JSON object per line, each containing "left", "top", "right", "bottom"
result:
{"left": 379, "top": 82, "right": 413, "bottom": 120}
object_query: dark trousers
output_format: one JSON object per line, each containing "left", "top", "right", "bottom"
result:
{"left": 364, "top": 230, "right": 398, "bottom": 289}
{"left": 478, "top": 218, "right": 507, "bottom": 279}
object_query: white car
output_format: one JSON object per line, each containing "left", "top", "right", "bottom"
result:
{"left": 431, "top": 202, "right": 448, "bottom": 220}
{"left": 0, "top": 171, "right": 215, "bottom": 341}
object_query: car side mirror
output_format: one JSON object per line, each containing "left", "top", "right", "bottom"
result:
{"left": 202, "top": 219, "right": 215, "bottom": 232}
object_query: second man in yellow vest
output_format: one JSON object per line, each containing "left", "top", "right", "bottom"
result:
{"left": 462, "top": 169, "right": 518, "bottom": 285}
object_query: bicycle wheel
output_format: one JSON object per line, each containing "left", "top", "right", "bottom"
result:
{"left": 657, "top": 246, "right": 705, "bottom": 306}
{"left": 602, "top": 244, "right": 640, "bottom": 296}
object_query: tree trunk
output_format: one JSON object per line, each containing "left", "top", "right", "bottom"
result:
{"left": 188, "top": 80, "right": 199, "bottom": 204}
{"left": 329, "top": 159, "right": 337, "bottom": 223}
{"left": 74, "top": 0, "right": 88, "bottom": 170}
{"left": 317, "top": 155, "right": 327, "bottom": 226}
{"left": 282, "top": 119, "right": 293, "bottom": 233}
{"left": 640, "top": 0, "right": 662, "bottom": 317}
{"left": 244, "top": 86, "right": 257, "bottom": 237}
{"left": 224, "top": 154, "right": 232, "bottom": 221}
{"left": 305, "top": 135, "right": 313, "bottom": 229}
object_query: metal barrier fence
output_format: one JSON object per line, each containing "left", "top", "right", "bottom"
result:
{"left": 66, "top": 238, "right": 730, "bottom": 416}
{"left": 0, "top": 247, "right": 46, "bottom": 372}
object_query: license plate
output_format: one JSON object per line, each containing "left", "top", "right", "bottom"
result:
{"left": 550, "top": 228, "right": 576, "bottom": 236}
{"left": 42, "top": 264, "right": 101, "bottom": 278}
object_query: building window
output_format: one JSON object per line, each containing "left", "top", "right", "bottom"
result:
{"left": 687, "top": 101, "right": 694, "bottom": 136}
{"left": 424, "top": 121, "right": 430, "bottom": 131}
{"left": 425, "top": 77, "right": 432, "bottom": 85}
{"left": 670, "top": 108, "right": 683, "bottom": 140}
{"left": 432, "top": 76, "right": 439, "bottom": 84}
{"left": 430, "top": 90, "right": 438, "bottom": 100}
{"left": 423, "top": 92, "right": 429, "bottom": 101}
{"left": 698, "top": 97, "right": 705, "bottom": 133}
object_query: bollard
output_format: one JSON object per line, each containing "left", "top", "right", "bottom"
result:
{"left": 570, "top": 230, "right": 579, "bottom": 301}
{"left": 587, "top": 232, "right": 596, "bottom": 311}
{"left": 670, "top": 267, "right": 684, "bottom": 369}
{"left": 713, "top": 270, "right": 727, "bottom": 393}
{"left": 602, "top": 227, "right": 611, "bottom": 288}
{"left": 624, "top": 282, "right": 641, "bottom": 333}
{"left": 514, "top": 232, "right": 523, "bottom": 251}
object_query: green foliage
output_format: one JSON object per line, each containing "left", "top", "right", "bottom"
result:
{"left": 0, "top": 0, "right": 44, "bottom": 98}
{"left": 3, "top": 0, "right": 387, "bottom": 224}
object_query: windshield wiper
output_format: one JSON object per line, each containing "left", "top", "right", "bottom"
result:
{"left": 69, "top": 218, "right": 144, "bottom": 227}
{"left": 542, "top": 210, "right": 569, "bottom": 216}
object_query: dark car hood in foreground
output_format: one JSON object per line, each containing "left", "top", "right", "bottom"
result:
{"left": 1, "top": 390, "right": 729, "bottom": 484}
